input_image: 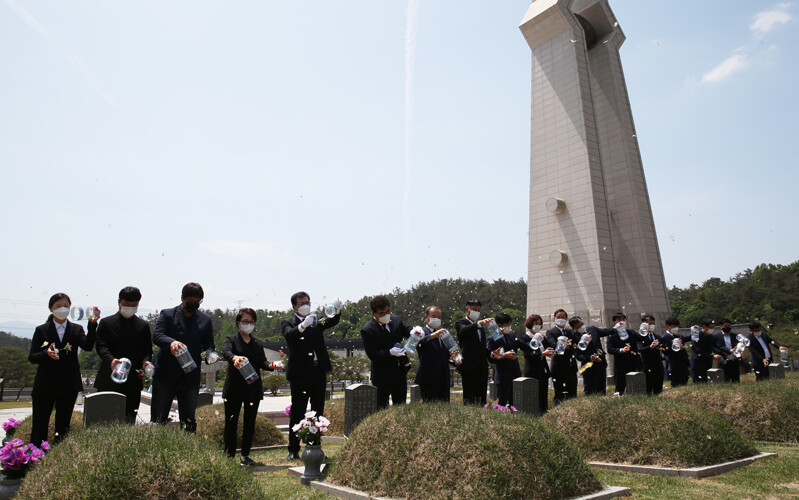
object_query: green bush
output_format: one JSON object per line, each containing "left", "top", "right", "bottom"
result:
{"left": 17, "top": 424, "right": 264, "bottom": 499}
{"left": 661, "top": 378, "right": 799, "bottom": 443}
{"left": 195, "top": 403, "right": 284, "bottom": 447}
{"left": 542, "top": 396, "right": 757, "bottom": 467}
{"left": 331, "top": 403, "right": 601, "bottom": 499}
{"left": 14, "top": 411, "right": 84, "bottom": 445}
{"left": 262, "top": 375, "right": 287, "bottom": 396}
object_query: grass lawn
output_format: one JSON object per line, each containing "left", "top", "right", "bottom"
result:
{"left": 0, "top": 400, "right": 32, "bottom": 409}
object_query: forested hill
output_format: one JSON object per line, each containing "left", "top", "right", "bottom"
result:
{"left": 0, "top": 330, "right": 31, "bottom": 351}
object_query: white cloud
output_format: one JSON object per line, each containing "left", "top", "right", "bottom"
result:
{"left": 700, "top": 54, "right": 750, "bottom": 84}
{"left": 195, "top": 240, "right": 302, "bottom": 268}
{"left": 751, "top": 3, "right": 793, "bottom": 35}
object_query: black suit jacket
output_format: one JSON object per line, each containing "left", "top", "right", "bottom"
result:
{"left": 607, "top": 331, "right": 639, "bottom": 371}
{"left": 690, "top": 330, "right": 716, "bottom": 361}
{"left": 94, "top": 312, "right": 153, "bottom": 392}
{"left": 152, "top": 305, "right": 215, "bottom": 384}
{"left": 487, "top": 332, "right": 522, "bottom": 385}
{"left": 544, "top": 327, "right": 579, "bottom": 374}
{"left": 281, "top": 312, "right": 340, "bottom": 382}
{"left": 455, "top": 317, "right": 490, "bottom": 373}
{"left": 712, "top": 331, "right": 737, "bottom": 367}
{"left": 361, "top": 315, "right": 411, "bottom": 386}
{"left": 29, "top": 318, "right": 96, "bottom": 396}
{"left": 222, "top": 332, "right": 272, "bottom": 401}
{"left": 747, "top": 331, "right": 781, "bottom": 368}
{"left": 575, "top": 326, "right": 613, "bottom": 367}
{"left": 415, "top": 325, "right": 452, "bottom": 386}
{"left": 518, "top": 332, "right": 550, "bottom": 380}
{"left": 636, "top": 330, "right": 664, "bottom": 365}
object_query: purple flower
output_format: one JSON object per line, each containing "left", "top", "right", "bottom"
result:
{"left": 284, "top": 404, "right": 292, "bottom": 416}
{"left": 2, "top": 418, "right": 20, "bottom": 431}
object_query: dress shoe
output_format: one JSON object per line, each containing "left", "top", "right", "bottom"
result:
{"left": 286, "top": 452, "right": 300, "bottom": 461}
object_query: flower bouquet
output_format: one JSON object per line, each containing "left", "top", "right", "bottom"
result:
{"left": 2, "top": 419, "right": 20, "bottom": 444}
{"left": 291, "top": 411, "right": 329, "bottom": 446}
{"left": 1, "top": 439, "right": 49, "bottom": 479}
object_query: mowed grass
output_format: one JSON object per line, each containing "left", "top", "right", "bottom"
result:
{"left": 0, "top": 400, "right": 32, "bottom": 409}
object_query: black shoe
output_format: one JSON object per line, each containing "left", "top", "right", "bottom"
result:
{"left": 240, "top": 456, "right": 256, "bottom": 466}
{"left": 286, "top": 452, "right": 300, "bottom": 461}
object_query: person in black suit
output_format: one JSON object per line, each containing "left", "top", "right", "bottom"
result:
{"left": 661, "top": 317, "right": 690, "bottom": 387}
{"left": 636, "top": 314, "right": 664, "bottom": 395}
{"left": 747, "top": 321, "right": 787, "bottom": 381}
{"left": 690, "top": 319, "right": 719, "bottom": 383}
{"left": 361, "top": 295, "right": 412, "bottom": 409}
{"left": 29, "top": 293, "right": 98, "bottom": 446}
{"left": 150, "top": 283, "right": 216, "bottom": 433}
{"left": 455, "top": 299, "right": 493, "bottom": 406}
{"left": 487, "top": 313, "right": 522, "bottom": 407}
{"left": 570, "top": 316, "right": 614, "bottom": 396}
{"left": 712, "top": 318, "right": 740, "bottom": 383}
{"left": 607, "top": 313, "right": 638, "bottom": 395}
{"left": 223, "top": 308, "right": 281, "bottom": 466}
{"left": 414, "top": 306, "right": 454, "bottom": 402}
{"left": 544, "top": 309, "right": 579, "bottom": 405}
{"left": 519, "top": 314, "right": 553, "bottom": 412}
{"left": 281, "top": 291, "right": 341, "bottom": 461}
{"left": 94, "top": 286, "right": 153, "bottom": 423}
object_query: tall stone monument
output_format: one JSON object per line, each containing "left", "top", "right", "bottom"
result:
{"left": 520, "top": 0, "right": 670, "bottom": 327}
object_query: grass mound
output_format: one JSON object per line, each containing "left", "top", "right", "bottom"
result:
{"left": 17, "top": 424, "right": 264, "bottom": 499}
{"left": 542, "top": 396, "right": 757, "bottom": 467}
{"left": 14, "top": 411, "right": 84, "bottom": 444}
{"left": 195, "top": 403, "right": 284, "bottom": 447}
{"left": 661, "top": 378, "right": 799, "bottom": 443}
{"left": 331, "top": 403, "right": 601, "bottom": 499}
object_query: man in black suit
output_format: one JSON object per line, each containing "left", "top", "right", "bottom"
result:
{"left": 151, "top": 282, "right": 216, "bottom": 433}
{"left": 94, "top": 286, "right": 153, "bottom": 423}
{"left": 545, "top": 309, "right": 579, "bottom": 405}
{"left": 747, "top": 321, "right": 787, "bottom": 381}
{"left": 361, "top": 295, "right": 412, "bottom": 409}
{"left": 570, "top": 316, "right": 614, "bottom": 396}
{"left": 607, "top": 312, "right": 638, "bottom": 395}
{"left": 712, "top": 318, "right": 740, "bottom": 383}
{"left": 661, "top": 317, "right": 690, "bottom": 387}
{"left": 455, "top": 299, "right": 493, "bottom": 406}
{"left": 636, "top": 314, "right": 664, "bottom": 395}
{"left": 414, "top": 306, "right": 452, "bottom": 402}
{"left": 690, "top": 319, "right": 719, "bottom": 383}
{"left": 281, "top": 291, "right": 341, "bottom": 460}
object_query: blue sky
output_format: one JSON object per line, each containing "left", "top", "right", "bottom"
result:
{"left": 1, "top": 1, "right": 796, "bottom": 334}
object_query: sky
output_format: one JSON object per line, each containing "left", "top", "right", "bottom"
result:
{"left": 1, "top": 1, "right": 796, "bottom": 335}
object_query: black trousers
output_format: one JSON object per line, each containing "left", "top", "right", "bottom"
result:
{"left": 224, "top": 399, "right": 259, "bottom": 457}
{"left": 582, "top": 364, "right": 607, "bottom": 396}
{"left": 692, "top": 356, "right": 712, "bottom": 383}
{"left": 753, "top": 359, "right": 772, "bottom": 381}
{"left": 496, "top": 381, "right": 513, "bottom": 407}
{"left": 644, "top": 359, "right": 664, "bottom": 395}
{"left": 288, "top": 365, "right": 327, "bottom": 455}
{"left": 376, "top": 374, "right": 407, "bottom": 410}
{"left": 613, "top": 360, "right": 636, "bottom": 395}
{"left": 461, "top": 364, "right": 488, "bottom": 406}
{"left": 552, "top": 370, "right": 577, "bottom": 405}
{"left": 419, "top": 366, "right": 450, "bottom": 402}
{"left": 534, "top": 377, "right": 549, "bottom": 413}
{"left": 151, "top": 374, "right": 200, "bottom": 432}
{"left": 721, "top": 359, "right": 741, "bottom": 383}
{"left": 30, "top": 391, "right": 77, "bottom": 446}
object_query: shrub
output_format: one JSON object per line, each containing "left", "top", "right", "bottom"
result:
{"left": 661, "top": 378, "right": 799, "bottom": 443}
{"left": 14, "top": 411, "right": 84, "bottom": 445}
{"left": 262, "top": 375, "right": 287, "bottom": 396}
{"left": 331, "top": 403, "right": 600, "bottom": 499}
{"left": 17, "top": 424, "right": 265, "bottom": 499}
{"left": 195, "top": 403, "right": 284, "bottom": 447}
{"left": 542, "top": 396, "right": 757, "bottom": 467}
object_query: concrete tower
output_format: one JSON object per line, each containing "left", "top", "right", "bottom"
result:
{"left": 520, "top": 0, "right": 670, "bottom": 327}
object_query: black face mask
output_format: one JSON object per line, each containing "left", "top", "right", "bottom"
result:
{"left": 722, "top": 327, "right": 732, "bottom": 334}
{"left": 184, "top": 301, "right": 201, "bottom": 313}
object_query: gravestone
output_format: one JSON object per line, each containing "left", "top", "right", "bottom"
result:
{"left": 344, "top": 384, "right": 377, "bottom": 436}
{"left": 325, "top": 388, "right": 331, "bottom": 401}
{"left": 707, "top": 368, "right": 723, "bottom": 384}
{"left": 607, "top": 375, "right": 615, "bottom": 387}
{"left": 769, "top": 363, "right": 786, "bottom": 379}
{"left": 196, "top": 390, "right": 213, "bottom": 408}
{"left": 626, "top": 372, "right": 646, "bottom": 396}
{"left": 512, "top": 377, "right": 540, "bottom": 416}
{"left": 489, "top": 381, "right": 498, "bottom": 401}
{"left": 408, "top": 384, "right": 422, "bottom": 403}
{"left": 83, "top": 391, "right": 126, "bottom": 427}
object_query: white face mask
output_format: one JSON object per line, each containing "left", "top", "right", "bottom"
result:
{"left": 428, "top": 317, "right": 442, "bottom": 329}
{"left": 239, "top": 323, "right": 255, "bottom": 335}
{"left": 52, "top": 307, "right": 70, "bottom": 320}
{"left": 532, "top": 324, "right": 542, "bottom": 333}
{"left": 120, "top": 306, "right": 138, "bottom": 319}
{"left": 753, "top": 330, "right": 762, "bottom": 337}
{"left": 378, "top": 314, "right": 391, "bottom": 325}
{"left": 501, "top": 326, "right": 512, "bottom": 334}
{"left": 468, "top": 310, "right": 480, "bottom": 322}
{"left": 297, "top": 304, "right": 311, "bottom": 317}
{"left": 577, "top": 325, "right": 586, "bottom": 334}
{"left": 555, "top": 318, "right": 567, "bottom": 328}
{"left": 648, "top": 324, "right": 656, "bottom": 333}
{"left": 669, "top": 327, "right": 680, "bottom": 334}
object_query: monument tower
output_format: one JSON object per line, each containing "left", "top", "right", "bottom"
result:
{"left": 519, "top": 0, "right": 670, "bottom": 326}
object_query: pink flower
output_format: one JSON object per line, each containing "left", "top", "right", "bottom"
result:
{"left": 284, "top": 405, "right": 292, "bottom": 416}
{"left": 2, "top": 419, "right": 20, "bottom": 431}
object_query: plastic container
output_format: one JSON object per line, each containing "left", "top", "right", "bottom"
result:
{"left": 111, "top": 358, "right": 132, "bottom": 384}
{"left": 175, "top": 345, "right": 197, "bottom": 373}
{"left": 238, "top": 357, "right": 260, "bottom": 384}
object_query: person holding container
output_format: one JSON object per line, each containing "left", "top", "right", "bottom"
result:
{"left": 223, "top": 308, "right": 282, "bottom": 466}
{"left": 28, "top": 293, "right": 98, "bottom": 446}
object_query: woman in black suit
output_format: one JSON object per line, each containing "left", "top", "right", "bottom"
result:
{"left": 518, "top": 313, "right": 554, "bottom": 413}
{"left": 28, "top": 293, "right": 98, "bottom": 446}
{"left": 222, "top": 308, "right": 280, "bottom": 466}
{"left": 487, "top": 312, "right": 522, "bottom": 407}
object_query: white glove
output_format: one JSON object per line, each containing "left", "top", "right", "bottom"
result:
{"left": 389, "top": 347, "right": 406, "bottom": 357}
{"left": 300, "top": 314, "right": 317, "bottom": 329}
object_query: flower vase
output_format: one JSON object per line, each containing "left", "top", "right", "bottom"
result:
{"left": 299, "top": 443, "right": 325, "bottom": 485}
{"left": 0, "top": 474, "right": 24, "bottom": 500}
{"left": 1, "top": 429, "right": 14, "bottom": 446}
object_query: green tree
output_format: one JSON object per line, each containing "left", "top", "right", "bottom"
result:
{"left": 0, "top": 346, "right": 36, "bottom": 401}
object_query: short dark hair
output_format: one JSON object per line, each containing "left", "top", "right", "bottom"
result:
{"left": 612, "top": 312, "right": 627, "bottom": 322}
{"left": 48, "top": 293, "right": 71, "bottom": 309}
{"left": 749, "top": 321, "right": 762, "bottom": 330}
{"left": 720, "top": 318, "right": 732, "bottom": 325}
{"left": 236, "top": 308, "right": 257, "bottom": 324}
{"left": 119, "top": 286, "right": 142, "bottom": 302}
{"left": 554, "top": 308, "right": 567, "bottom": 319}
{"left": 181, "top": 282, "right": 204, "bottom": 299}
{"left": 465, "top": 299, "right": 482, "bottom": 308}
{"left": 370, "top": 295, "right": 391, "bottom": 313}
{"left": 665, "top": 316, "right": 680, "bottom": 327}
{"left": 495, "top": 312, "right": 512, "bottom": 326}
{"left": 290, "top": 292, "right": 310, "bottom": 307}
{"left": 641, "top": 314, "right": 655, "bottom": 323}
{"left": 524, "top": 314, "right": 543, "bottom": 330}
{"left": 569, "top": 317, "right": 582, "bottom": 329}
{"left": 702, "top": 318, "right": 715, "bottom": 328}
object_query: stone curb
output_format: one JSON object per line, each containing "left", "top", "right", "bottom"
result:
{"left": 589, "top": 452, "right": 776, "bottom": 478}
